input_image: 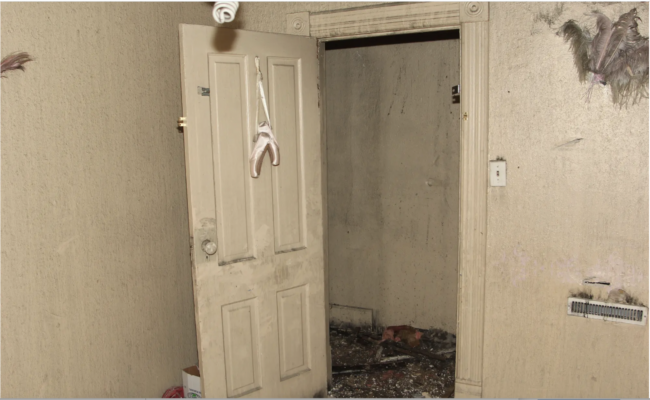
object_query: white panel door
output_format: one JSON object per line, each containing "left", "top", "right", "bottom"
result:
{"left": 179, "top": 25, "right": 327, "bottom": 398}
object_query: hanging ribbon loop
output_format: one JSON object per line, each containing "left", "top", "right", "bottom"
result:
{"left": 250, "top": 56, "right": 280, "bottom": 178}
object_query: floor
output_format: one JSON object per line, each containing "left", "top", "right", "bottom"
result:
{"left": 327, "top": 325, "right": 456, "bottom": 398}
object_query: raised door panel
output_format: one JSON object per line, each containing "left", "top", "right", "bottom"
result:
{"left": 268, "top": 57, "right": 306, "bottom": 254}
{"left": 222, "top": 298, "right": 262, "bottom": 397}
{"left": 277, "top": 285, "right": 311, "bottom": 380}
{"left": 207, "top": 54, "right": 255, "bottom": 265}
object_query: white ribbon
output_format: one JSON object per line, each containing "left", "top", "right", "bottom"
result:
{"left": 249, "top": 56, "right": 280, "bottom": 178}
{"left": 255, "top": 57, "right": 271, "bottom": 126}
{"left": 212, "top": 1, "right": 239, "bottom": 24}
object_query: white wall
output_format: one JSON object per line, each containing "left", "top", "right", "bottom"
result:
{"left": 1, "top": 3, "right": 217, "bottom": 397}
{"left": 483, "top": 3, "right": 648, "bottom": 397}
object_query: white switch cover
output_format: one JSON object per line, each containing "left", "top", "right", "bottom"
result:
{"left": 490, "top": 160, "right": 506, "bottom": 187}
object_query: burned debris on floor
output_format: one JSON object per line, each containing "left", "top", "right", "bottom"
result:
{"left": 328, "top": 325, "right": 456, "bottom": 398}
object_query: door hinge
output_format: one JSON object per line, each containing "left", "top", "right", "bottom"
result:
{"left": 189, "top": 236, "right": 194, "bottom": 262}
{"left": 178, "top": 117, "right": 187, "bottom": 128}
{"left": 198, "top": 86, "right": 210, "bottom": 96}
{"left": 452, "top": 85, "right": 460, "bottom": 104}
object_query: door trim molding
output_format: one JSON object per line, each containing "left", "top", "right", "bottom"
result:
{"left": 309, "top": 2, "right": 460, "bottom": 39}
{"left": 456, "top": 17, "right": 489, "bottom": 398}
{"left": 294, "top": 2, "right": 489, "bottom": 397}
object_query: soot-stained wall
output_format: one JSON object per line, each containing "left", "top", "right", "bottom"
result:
{"left": 325, "top": 35, "right": 460, "bottom": 332}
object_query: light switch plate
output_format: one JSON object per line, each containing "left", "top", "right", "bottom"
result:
{"left": 490, "top": 160, "right": 506, "bottom": 187}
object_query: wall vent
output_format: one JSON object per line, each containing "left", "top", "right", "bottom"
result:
{"left": 567, "top": 298, "right": 647, "bottom": 326}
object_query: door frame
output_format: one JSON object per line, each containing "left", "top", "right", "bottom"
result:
{"left": 286, "top": 3, "right": 489, "bottom": 398}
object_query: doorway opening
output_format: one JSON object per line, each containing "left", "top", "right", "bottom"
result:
{"left": 322, "top": 29, "right": 461, "bottom": 398}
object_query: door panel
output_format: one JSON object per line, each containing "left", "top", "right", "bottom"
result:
{"left": 222, "top": 298, "right": 262, "bottom": 397}
{"left": 207, "top": 54, "right": 255, "bottom": 264}
{"left": 179, "top": 25, "right": 326, "bottom": 398}
{"left": 268, "top": 57, "right": 307, "bottom": 253}
{"left": 277, "top": 284, "right": 311, "bottom": 380}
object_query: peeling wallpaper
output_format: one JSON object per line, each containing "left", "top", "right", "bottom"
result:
{"left": 1, "top": 3, "right": 216, "bottom": 397}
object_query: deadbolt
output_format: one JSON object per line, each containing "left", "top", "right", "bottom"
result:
{"left": 201, "top": 240, "right": 217, "bottom": 256}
